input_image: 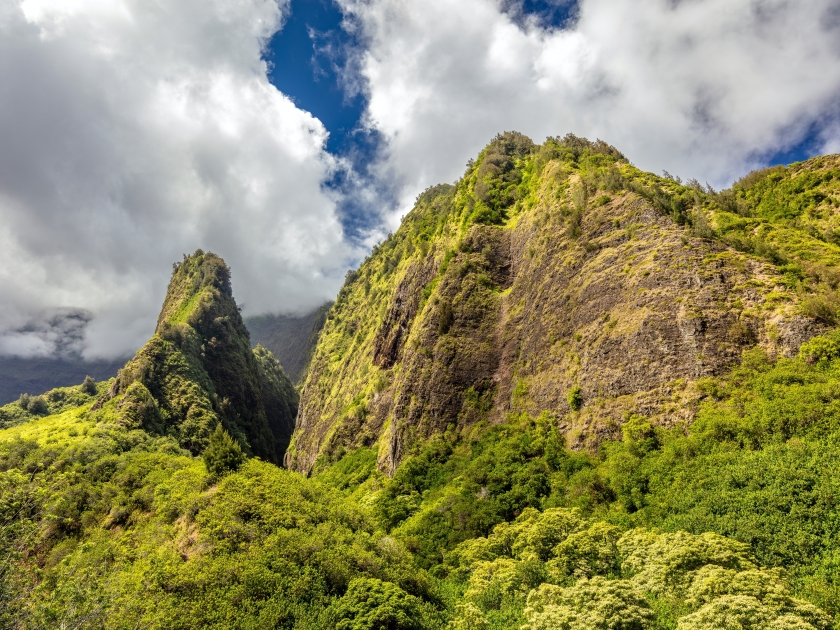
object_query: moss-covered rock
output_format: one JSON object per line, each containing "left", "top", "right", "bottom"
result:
{"left": 290, "top": 134, "right": 833, "bottom": 473}
{"left": 93, "top": 251, "right": 297, "bottom": 463}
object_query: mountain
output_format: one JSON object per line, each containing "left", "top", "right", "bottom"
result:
{"left": 2, "top": 135, "right": 840, "bottom": 629}
{"left": 0, "top": 356, "right": 125, "bottom": 406}
{"left": 287, "top": 133, "right": 829, "bottom": 474}
{"left": 93, "top": 250, "right": 298, "bottom": 463}
{"left": 245, "top": 304, "right": 330, "bottom": 384}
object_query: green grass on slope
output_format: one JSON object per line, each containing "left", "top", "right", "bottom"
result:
{"left": 0, "top": 399, "right": 442, "bottom": 630}
{"left": 0, "top": 378, "right": 110, "bottom": 429}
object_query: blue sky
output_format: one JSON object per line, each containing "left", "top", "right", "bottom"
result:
{"left": 264, "top": 0, "right": 365, "bottom": 157}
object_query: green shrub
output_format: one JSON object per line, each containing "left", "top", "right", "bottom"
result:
{"left": 81, "top": 376, "right": 97, "bottom": 395}
{"left": 27, "top": 395, "right": 48, "bottom": 415}
{"left": 203, "top": 424, "right": 245, "bottom": 478}
{"left": 522, "top": 577, "right": 655, "bottom": 630}
{"left": 447, "top": 603, "right": 489, "bottom": 630}
{"left": 799, "top": 329, "right": 840, "bottom": 363}
{"left": 329, "top": 578, "right": 429, "bottom": 630}
{"left": 567, "top": 386, "right": 583, "bottom": 411}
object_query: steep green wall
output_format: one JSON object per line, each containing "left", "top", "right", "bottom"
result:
{"left": 289, "top": 133, "right": 838, "bottom": 474}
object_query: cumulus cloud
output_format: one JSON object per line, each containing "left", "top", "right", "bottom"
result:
{"left": 0, "top": 0, "right": 357, "bottom": 359}
{"left": 4, "top": 0, "right": 839, "bottom": 360}
{"left": 338, "top": 0, "right": 840, "bottom": 224}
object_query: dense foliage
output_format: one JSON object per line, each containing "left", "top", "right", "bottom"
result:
{"left": 2, "top": 136, "right": 840, "bottom": 628}
{"left": 0, "top": 403, "right": 435, "bottom": 628}
{"left": 4, "top": 330, "right": 840, "bottom": 627}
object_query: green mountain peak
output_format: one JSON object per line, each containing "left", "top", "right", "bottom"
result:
{"left": 288, "top": 134, "right": 834, "bottom": 474}
{"left": 94, "top": 249, "right": 297, "bottom": 463}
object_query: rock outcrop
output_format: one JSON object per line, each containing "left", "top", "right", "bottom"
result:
{"left": 287, "top": 134, "right": 835, "bottom": 474}
{"left": 94, "top": 250, "right": 297, "bottom": 464}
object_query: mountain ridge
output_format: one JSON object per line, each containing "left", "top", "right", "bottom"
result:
{"left": 287, "top": 133, "right": 833, "bottom": 474}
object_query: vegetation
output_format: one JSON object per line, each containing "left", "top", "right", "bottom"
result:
{"left": 203, "top": 423, "right": 245, "bottom": 478}
{"left": 4, "top": 328, "right": 840, "bottom": 627}
{"left": 96, "top": 251, "right": 298, "bottom": 464}
{"left": 2, "top": 136, "right": 840, "bottom": 628}
{"left": 0, "top": 379, "right": 108, "bottom": 429}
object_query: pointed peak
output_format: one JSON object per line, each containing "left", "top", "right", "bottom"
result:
{"left": 156, "top": 250, "right": 233, "bottom": 332}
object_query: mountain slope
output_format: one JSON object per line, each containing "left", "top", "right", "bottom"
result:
{"left": 288, "top": 133, "right": 830, "bottom": 474}
{"left": 94, "top": 250, "right": 297, "bottom": 463}
{"left": 245, "top": 304, "right": 330, "bottom": 384}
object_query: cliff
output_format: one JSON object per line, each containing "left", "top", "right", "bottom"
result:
{"left": 287, "top": 133, "right": 836, "bottom": 473}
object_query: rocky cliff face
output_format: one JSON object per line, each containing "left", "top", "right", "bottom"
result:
{"left": 94, "top": 250, "right": 298, "bottom": 464}
{"left": 287, "top": 133, "right": 835, "bottom": 474}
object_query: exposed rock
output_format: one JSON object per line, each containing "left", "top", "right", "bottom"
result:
{"left": 287, "top": 135, "right": 828, "bottom": 474}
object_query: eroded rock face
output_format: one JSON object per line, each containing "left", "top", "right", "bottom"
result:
{"left": 489, "top": 194, "right": 818, "bottom": 448}
{"left": 373, "top": 256, "right": 438, "bottom": 369}
{"left": 379, "top": 226, "right": 512, "bottom": 471}
{"left": 287, "top": 137, "right": 824, "bottom": 475}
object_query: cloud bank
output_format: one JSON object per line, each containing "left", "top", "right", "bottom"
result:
{"left": 0, "top": 0, "right": 356, "bottom": 359}
{"left": 339, "top": 0, "right": 840, "bottom": 224}
{"left": 3, "top": 0, "right": 840, "bottom": 360}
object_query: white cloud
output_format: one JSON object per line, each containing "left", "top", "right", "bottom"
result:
{"left": 4, "top": 0, "right": 839, "bottom": 360}
{"left": 0, "top": 0, "right": 357, "bottom": 359}
{"left": 339, "top": 0, "right": 840, "bottom": 222}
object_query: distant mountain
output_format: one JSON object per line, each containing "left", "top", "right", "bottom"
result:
{"left": 245, "top": 304, "right": 330, "bottom": 385}
{"left": 0, "top": 356, "right": 125, "bottom": 405}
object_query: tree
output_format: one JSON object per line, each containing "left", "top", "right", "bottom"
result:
{"left": 330, "top": 578, "right": 427, "bottom": 630}
{"left": 27, "top": 396, "right": 48, "bottom": 416}
{"left": 203, "top": 424, "right": 245, "bottom": 478}
{"left": 81, "top": 376, "right": 97, "bottom": 395}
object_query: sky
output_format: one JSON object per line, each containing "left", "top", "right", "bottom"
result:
{"left": 0, "top": 0, "right": 839, "bottom": 360}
